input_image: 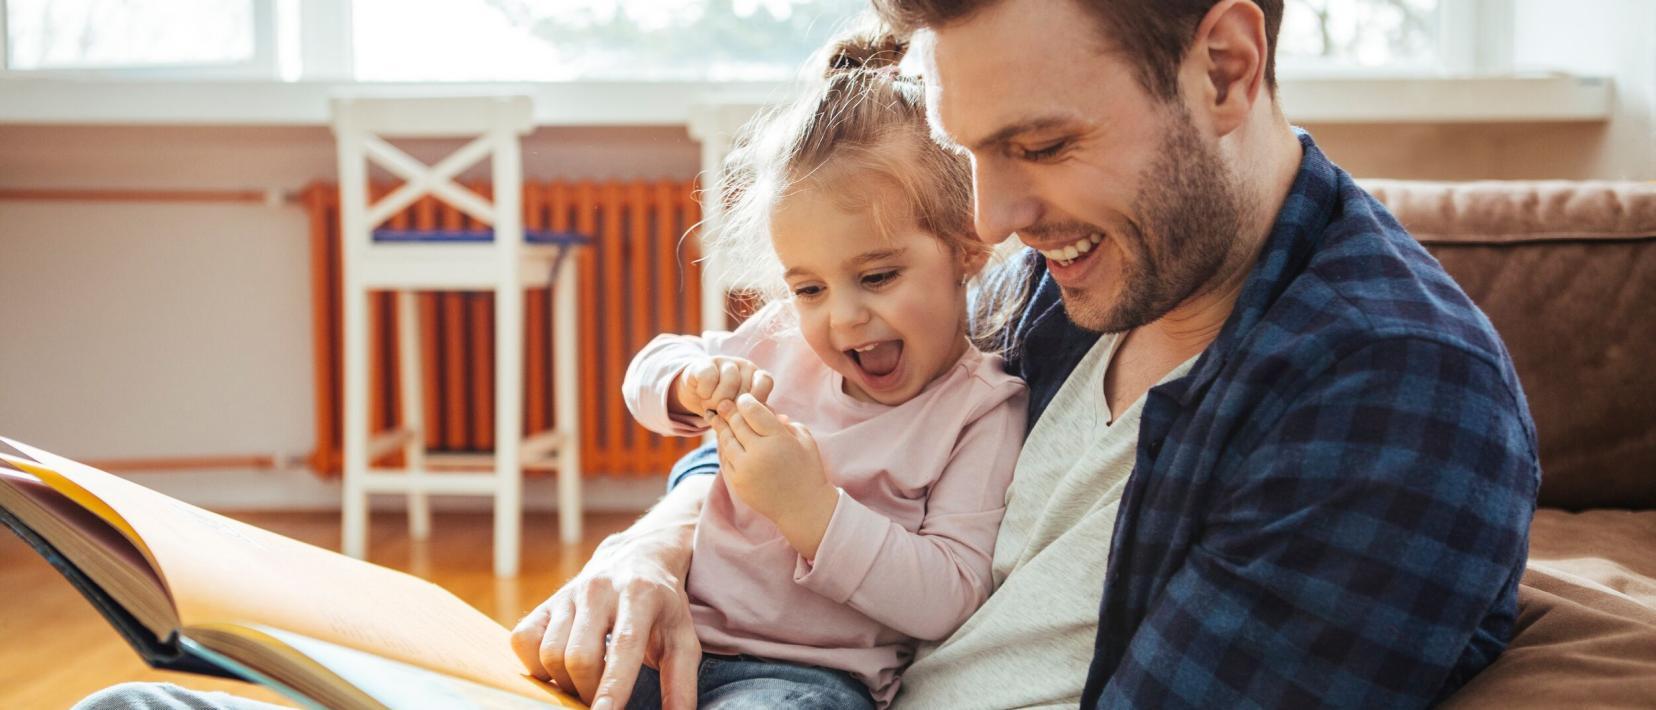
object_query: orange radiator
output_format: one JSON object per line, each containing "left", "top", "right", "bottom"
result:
{"left": 302, "top": 180, "right": 706, "bottom": 479}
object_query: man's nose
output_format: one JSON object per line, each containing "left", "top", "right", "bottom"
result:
{"left": 972, "top": 160, "right": 1039, "bottom": 245}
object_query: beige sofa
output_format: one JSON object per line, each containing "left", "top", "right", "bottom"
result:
{"left": 1361, "top": 180, "right": 1656, "bottom": 708}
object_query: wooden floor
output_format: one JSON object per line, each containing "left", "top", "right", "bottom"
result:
{"left": 0, "top": 510, "right": 634, "bottom": 709}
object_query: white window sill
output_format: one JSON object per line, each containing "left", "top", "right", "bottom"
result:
{"left": 0, "top": 74, "right": 1611, "bottom": 129}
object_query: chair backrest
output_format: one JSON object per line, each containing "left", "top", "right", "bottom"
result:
{"left": 1365, "top": 180, "right": 1656, "bottom": 510}
{"left": 330, "top": 96, "right": 534, "bottom": 273}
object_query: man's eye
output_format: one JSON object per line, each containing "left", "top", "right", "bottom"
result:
{"left": 862, "top": 270, "right": 899, "bottom": 287}
{"left": 1019, "top": 140, "right": 1068, "bottom": 161}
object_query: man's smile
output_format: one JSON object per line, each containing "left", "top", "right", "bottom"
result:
{"left": 1028, "top": 232, "right": 1104, "bottom": 267}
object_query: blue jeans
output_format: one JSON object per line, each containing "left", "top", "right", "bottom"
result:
{"left": 625, "top": 654, "right": 874, "bottom": 710}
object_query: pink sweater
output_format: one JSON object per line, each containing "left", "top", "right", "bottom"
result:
{"left": 621, "top": 302, "right": 1027, "bottom": 706}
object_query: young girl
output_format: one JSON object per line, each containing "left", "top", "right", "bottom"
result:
{"left": 618, "top": 28, "right": 1027, "bottom": 710}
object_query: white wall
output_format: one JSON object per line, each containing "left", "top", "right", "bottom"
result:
{"left": 1512, "top": 0, "right": 1656, "bottom": 181}
{"left": 0, "top": 125, "right": 698, "bottom": 511}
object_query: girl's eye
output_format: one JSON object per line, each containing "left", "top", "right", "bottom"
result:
{"left": 862, "top": 270, "right": 899, "bottom": 287}
{"left": 792, "top": 285, "right": 824, "bottom": 299}
{"left": 1019, "top": 140, "right": 1068, "bottom": 162}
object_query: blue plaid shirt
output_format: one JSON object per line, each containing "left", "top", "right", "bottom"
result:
{"left": 669, "top": 131, "right": 1539, "bottom": 707}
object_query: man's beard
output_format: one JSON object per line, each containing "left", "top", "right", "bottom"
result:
{"left": 1061, "top": 108, "right": 1248, "bottom": 334}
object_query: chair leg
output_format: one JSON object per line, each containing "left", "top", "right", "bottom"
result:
{"left": 494, "top": 281, "right": 524, "bottom": 578}
{"left": 554, "top": 254, "right": 583, "bottom": 545}
{"left": 342, "top": 286, "right": 371, "bottom": 560}
{"left": 397, "top": 290, "right": 431, "bottom": 541}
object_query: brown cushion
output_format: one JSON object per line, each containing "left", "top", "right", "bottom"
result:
{"left": 1363, "top": 181, "right": 1656, "bottom": 510}
{"left": 1441, "top": 509, "right": 1656, "bottom": 709}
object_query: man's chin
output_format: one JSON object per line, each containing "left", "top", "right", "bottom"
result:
{"left": 1058, "top": 286, "right": 1141, "bottom": 334}
{"left": 1059, "top": 283, "right": 1165, "bottom": 332}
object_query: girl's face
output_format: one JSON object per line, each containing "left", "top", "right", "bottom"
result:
{"left": 770, "top": 185, "right": 974, "bottom": 406}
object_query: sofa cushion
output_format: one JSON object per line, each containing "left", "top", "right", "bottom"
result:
{"left": 1364, "top": 180, "right": 1656, "bottom": 510}
{"left": 1441, "top": 509, "right": 1656, "bottom": 709}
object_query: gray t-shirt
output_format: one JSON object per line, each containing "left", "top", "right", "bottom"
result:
{"left": 894, "top": 332, "right": 1198, "bottom": 709}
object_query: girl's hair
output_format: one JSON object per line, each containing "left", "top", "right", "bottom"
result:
{"left": 707, "top": 20, "right": 1029, "bottom": 352}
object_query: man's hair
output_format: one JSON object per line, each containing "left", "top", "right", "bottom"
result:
{"left": 872, "top": 0, "right": 1285, "bottom": 101}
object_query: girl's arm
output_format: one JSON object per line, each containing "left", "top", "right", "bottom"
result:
{"left": 712, "top": 388, "right": 1028, "bottom": 641}
{"left": 793, "top": 393, "right": 1026, "bottom": 640}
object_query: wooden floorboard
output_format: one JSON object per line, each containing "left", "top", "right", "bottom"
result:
{"left": 0, "top": 510, "right": 634, "bottom": 709}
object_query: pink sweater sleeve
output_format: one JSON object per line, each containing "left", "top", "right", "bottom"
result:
{"left": 793, "top": 386, "right": 1028, "bottom": 641}
{"left": 621, "top": 302, "right": 787, "bottom": 437}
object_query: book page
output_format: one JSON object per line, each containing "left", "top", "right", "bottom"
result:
{"left": 0, "top": 463, "right": 175, "bottom": 636}
{"left": 3, "top": 438, "right": 575, "bottom": 705}
{"left": 194, "top": 623, "right": 572, "bottom": 710}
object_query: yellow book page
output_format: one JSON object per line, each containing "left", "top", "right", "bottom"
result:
{"left": 0, "top": 453, "right": 156, "bottom": 568}
{"left": 4, "top": 439, "right": 575, "bottom": 706}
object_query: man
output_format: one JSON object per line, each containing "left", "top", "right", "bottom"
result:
{"left": 510, "top": 1, "right": 1538, "bottom": 708}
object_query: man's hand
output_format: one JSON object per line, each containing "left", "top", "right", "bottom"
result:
{"left": 672, "top": 356, "right": 774, "bottom": 418}
{"left": 709, "top": 394, "right": 839, "bottom": 558}
{"left": 510, "top": 478, "right": 711, "bottom": 710}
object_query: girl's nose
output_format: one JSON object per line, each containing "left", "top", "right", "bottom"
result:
{"left": 829, "top": 292, "right": 872, "bottom": 331}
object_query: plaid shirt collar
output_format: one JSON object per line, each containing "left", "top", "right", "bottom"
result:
{"left": 1169, "top": 129, "right": 1335, "bottom": 409}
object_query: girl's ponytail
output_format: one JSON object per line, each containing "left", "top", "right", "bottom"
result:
{"left": 700, "top": 18, "right": 1032, "bottom": 354}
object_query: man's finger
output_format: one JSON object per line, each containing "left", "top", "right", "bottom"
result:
{"left": 656, "top": 619, "right": 701, "bottom": 710}
{"left": 590, "top": 593, "right": 657, "bottom": 710}
{"left": 510, "top": 604, "right": 553, "bottom": 679}
{"left": 736, "top": 393, "right": 785, "bottom": 436}
{"left": 563, "top": 586, "right": 617, "bottom": 702}
{"left": 538, "top": 597, "right": 580, "bottom": 697}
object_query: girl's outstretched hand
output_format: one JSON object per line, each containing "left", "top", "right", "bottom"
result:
{"left": 672, "top": 356, "right": 774, "bottom": 419}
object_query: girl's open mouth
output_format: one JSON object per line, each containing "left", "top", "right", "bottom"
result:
{"left": 848, "top": 340, "right": 904, "bottom": 390}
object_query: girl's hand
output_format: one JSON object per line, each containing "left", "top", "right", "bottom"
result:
{"left": 672, "top": 356, "right": 775, "bottom": 418}
{"left": 710, "top": 394, "right": 839, "bottom": 558}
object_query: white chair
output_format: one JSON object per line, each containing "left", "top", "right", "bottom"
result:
{"left": 331, "top": 95, "right": 582, "bottom": 578}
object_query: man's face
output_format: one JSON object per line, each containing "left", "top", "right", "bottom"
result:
{"left": 922, "top": 0, "right": 1247, "bottom": 333}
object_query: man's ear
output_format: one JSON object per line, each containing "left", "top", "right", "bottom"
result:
{"left": 1187, "top": 0, "right": 1269, "bottom": 136}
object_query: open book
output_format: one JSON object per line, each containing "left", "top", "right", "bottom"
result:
{"left": 0, "top": 437, "right": 584, "bottom": 710}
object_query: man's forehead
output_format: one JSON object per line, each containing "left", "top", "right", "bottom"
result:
{"left": 909, "top": 32, "right": 956, "bottom": 148}
{"left": 914, "top": 29, "right": 1097, "bottom": 153}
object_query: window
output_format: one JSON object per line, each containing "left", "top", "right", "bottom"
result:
{"left": 0, "top": 0, "right": 1515, "bottom": 82}
{"left": 351, "top": 0, "right": 867, "bottom": 82}
{"left": 1278, "top": 0, "right": 1512, "bottom": 75}
{"left": 2, "top": 0, "right": 277, "bottom": 78}
{"left": 1280, "top": 0, "right": 1438, "bottom": 70}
